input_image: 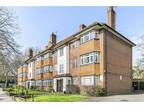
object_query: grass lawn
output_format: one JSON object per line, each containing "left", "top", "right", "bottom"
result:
{"left": 29, "top": 94, "right": 88, "bottom": 102}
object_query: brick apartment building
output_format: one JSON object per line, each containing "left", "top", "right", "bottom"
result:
{"left": 17, "top": 7, "right": 135, "bottom": 95}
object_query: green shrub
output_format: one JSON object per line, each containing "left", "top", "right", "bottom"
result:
{"left": 80, "top": 86, "right": 106, "bottom": 96}
{"left": 3, "top": 87, "right": 14, "bottom": 92}
{"left": 97, "top": 87, "right": 106, "bottom": 96}
{"left": 45, "top": 86, "right": 54, "bottom": 93}
{"left": 66, "top": 85, "right": 80, "bottom": 94}
{"left": 30, "top": 86, "right": 38, "bottom": 90}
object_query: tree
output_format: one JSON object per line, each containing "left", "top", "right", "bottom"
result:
{"left": 0, "top": 7, "right": 20, "bottom": 87}
{"left": 133, "top": 59, "right": 144, "bottom": 79}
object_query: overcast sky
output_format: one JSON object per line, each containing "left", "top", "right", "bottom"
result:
{"left": 12, "top": 6, "right": 144, "bottom": 64}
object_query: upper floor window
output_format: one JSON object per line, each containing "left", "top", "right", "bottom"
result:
{"left": 19, "top": 73, "right": 27, "bottom": 78}
{"left": 36, "top": 56, "right": 43, "bottom": 62}
{"left": 23, "top": 64, "right": 28, "bottom": 67}
{"left": 71, "top": 41, "right": 79, "bottom": 49}
{"left": 53, "top": 65, "right": 57, "bottom": 72}
{"left": 44, "top": 53, "right": 52, "bottom": 59}
{"left": 53, "top": 51, "right": 57, "bottom": 58}
{"left": 80, "top": 52, "right": 99, "bottom": 65}
{"left": 28, "top": 62, "right": 32, "bottom": 67}
{"left": 43, "top": 65, "right": 53, "bottom": 72}
{"left": 80, "top": 30, "right": 99, "bottom": 44}
{"left": 36, "top": 68, "right": 43, "bottom": 74}
{"left": 72, "top": 58, "right": 77, "bottom": 68}
{"left": 59, "top": 64, "right": 64, "bottom": 73}
{"left": 59, "top": 47, "right": 64, "bottom": 57}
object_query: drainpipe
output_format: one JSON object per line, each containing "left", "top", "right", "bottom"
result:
{"left": 104, "top": 28, "right": 108, "bottom": 96}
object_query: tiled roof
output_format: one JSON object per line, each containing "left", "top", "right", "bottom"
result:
{"left": 22, "top": 22, "right": 136, "bottom": 64}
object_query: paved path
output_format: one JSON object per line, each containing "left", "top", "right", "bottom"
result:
{"left": 83, "top": 93, "right": 144, "bottom": 102}
{"left": 0, "top": 88, "right": 14, "bottom": 102}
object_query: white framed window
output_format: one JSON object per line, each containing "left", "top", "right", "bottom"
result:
{"left": 44, "top": 53, "right": 52, "bottom": 59}
{"left": 36, "top": 68, "right": 44, "bottom": 74}
{"left": 80, "top": 30, "right": 99, "bottom": 44}
{"left": 59, "top": 47, "right": 64, "bottom": 56}
{"left": 54, "top": 65, "right": 57, "bottom": 71}
{"left": 71, "top": 41, "right": 79, "bottom": 49}
{"left": 43, "top": 80, "right": 53, "bottom": 87}
{"left": 36, "top": 80, "right": 42, "bottom": 87}
{"left": 36, "top": 56, "right": 44, "bottom": 62}
{"left": 23, "top": 64, "right": 28, "bottom": 67}
{"left": 59, "top": 64, "right": 64, "bottom": 73}
{"left": 72, "top": 58, "right": 77, "bottom": 68}
{"left": 43, "top": 65, "right": 53, "bottom": 72}
{"left": 72, "top": 77, "right": 78, "bottom": 85}
{"left": 22, "top": 73, "right": 27, "bottom": 77}
{"left": 95, "top": 76, "right": 100, "bottom": 86}
{"left": 80, "top": 52, "right": 99, "bottom": 65}
{"left": 81, "top": 76, "right": 93, "bottom": 86}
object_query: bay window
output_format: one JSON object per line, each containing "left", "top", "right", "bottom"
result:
{"left": 80, "top": 30, "right": 99, "bottom": 44}
{"left": 80, "top": 52, "right": 99, "bottom": 65}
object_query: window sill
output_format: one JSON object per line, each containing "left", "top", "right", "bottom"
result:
{"left": 80, "top": 62, "right": 99, "bottom": 66}
{"left": 80, "top": 38, "right": 99, "bottom": 45}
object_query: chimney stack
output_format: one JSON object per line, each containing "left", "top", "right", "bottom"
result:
{"left": 79, "top": 24, "right": 86, "bottom": 31}
{"left": 28, "top": 48, "right": 33, "bottom": 58}
{"left": 50, "top": 32, "right": 57, "bottom": 44}
{"left": 108, "top": 6, "right": 116, "bottom": 29}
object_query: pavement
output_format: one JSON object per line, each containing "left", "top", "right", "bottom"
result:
{"left": 0, "top": 88, "right": 14, "bottom": 102}
{"left": 83, "top": 93, "right": 144, "bottom": 102}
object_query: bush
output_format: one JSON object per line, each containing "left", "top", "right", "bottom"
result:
{"left": 80, "top": 86, "right": 95, "bottom": 96}
{"left": 97, "top": 87, "right": 106, "bottom": 96}
{"left": 46, "top": 86, "right": 54, "bottom": 93}
{"left": 2, "top": 88, "right": 9, "bottom": 91}
{"left": 30, "top": 86, "right": 38, "bottom": 90}
{"left": 66, "top": 85, "right": 80, "bottom": 94}
{"left": 3, "top": 87, "right": 14, "bottom": 92}
{"left": 80, "top": 86, "right": 106, "bottom": 96}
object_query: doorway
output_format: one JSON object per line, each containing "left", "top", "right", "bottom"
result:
{"left": 57, "top": 79, "right": 63, "bottom": 92}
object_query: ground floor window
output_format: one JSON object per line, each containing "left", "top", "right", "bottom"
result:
{"left": 81, "top": 76, "right": 93, "bottom": 85}
{"left": 72, "top": 77, "right": 78, "bottom": 85}
{"left": 80, "top": 75, "right": 100, "bottom": 86}
{"left": 95, "top": 76, "right": 100, "bottom": 86}
{"left": 43, "top": 80, "right": 53, "bottom": 87}
{"left": 36, "top": 80, "right": 42, "bottom": 87}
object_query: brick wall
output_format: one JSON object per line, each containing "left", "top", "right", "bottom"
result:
{"left": 105, "top": 30, "right": 132, "bottom": 95}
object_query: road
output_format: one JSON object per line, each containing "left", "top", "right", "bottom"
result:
{"left": 83, "top": 93, "right": 144, "bottom": 102}
{"left": 0, "top": 88, "right": 14, "bottom": 102}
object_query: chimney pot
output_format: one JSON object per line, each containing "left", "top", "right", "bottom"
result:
{"left": 79, "top": 24, "right": 86, "bottom": 31}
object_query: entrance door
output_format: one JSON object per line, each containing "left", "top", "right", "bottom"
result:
{"left": 133, "top": 82, "right": 138, "bottom": 90}
{"left": 57, "top": 79, "right": 63, "bottom": 92}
